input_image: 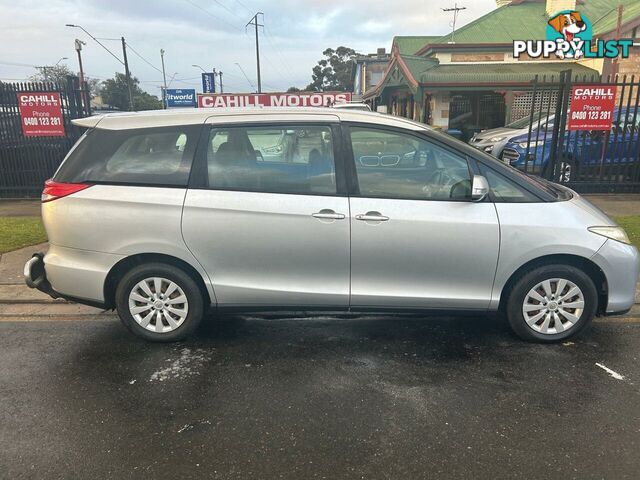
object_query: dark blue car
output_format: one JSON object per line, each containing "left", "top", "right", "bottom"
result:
{"left": 500, "top": 108, "right": 640, "bottom": 181}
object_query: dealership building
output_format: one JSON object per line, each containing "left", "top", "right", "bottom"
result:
{"left": 362, "top": 0, "right": 640, "bottom": 138}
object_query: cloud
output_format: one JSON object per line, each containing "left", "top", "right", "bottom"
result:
{"left": 0, "top": 0, "right": 496, "bottom": 92}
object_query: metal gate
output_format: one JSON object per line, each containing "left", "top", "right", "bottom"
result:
{"left": 510, "top": 70, "right": 640, "bottom": 193}
{"left": 0, "top": 77, "right": 90, "bottom": 198}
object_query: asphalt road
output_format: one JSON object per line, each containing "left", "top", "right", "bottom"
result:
{"left": 1, "top": 315, "right": 639, "bottom": 479}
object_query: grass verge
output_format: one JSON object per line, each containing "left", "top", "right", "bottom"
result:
{"left": 0, "top": 217, "right": 47, "bottom": 254}
{"left": 614, "top": 216, "right": 640, "bottom": 250}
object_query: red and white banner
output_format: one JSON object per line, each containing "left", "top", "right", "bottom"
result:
{"left": 17, "top": 92, "right": 65, "bottom": 137}
{"left": 197, "top": 92, "right": 352, "bottom": 108}
{"left": 567, "top": 85, "right": 617, "bottom": 131}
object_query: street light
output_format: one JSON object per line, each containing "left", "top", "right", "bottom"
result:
{"left": 55, "top": 57, "right": 68, "bottom": 66}
{"left": 192, "top": 64, "right": 206, "bottom": 73}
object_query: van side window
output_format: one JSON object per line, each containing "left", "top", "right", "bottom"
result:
{"left": 481, "top": 167, "right": 538, "bottom": 202}
{"left": 54, "top": 126, "right": 199, "bottom": 186}
{"left": 206, "top": 125, "right": 336, "bottom": 194}
{"left": 349, "top": 127, "right": 472, "bottom": 201}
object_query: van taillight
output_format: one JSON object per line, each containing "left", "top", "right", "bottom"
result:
{"left": 41, "top": 179, "right": 91, "bottom": 203}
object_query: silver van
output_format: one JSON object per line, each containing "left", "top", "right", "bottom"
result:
{"left": 25, "top": 108, "right": 639, "bottom": 343}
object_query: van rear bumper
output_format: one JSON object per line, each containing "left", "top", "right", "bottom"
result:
{"left": 25, "top": 244, "right": 123, "bottom": 308}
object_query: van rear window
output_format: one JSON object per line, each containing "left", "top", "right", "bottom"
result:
{"left": 54, "top": 125, "right": 200, "bottom": 186}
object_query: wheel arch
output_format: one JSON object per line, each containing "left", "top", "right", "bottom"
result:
{"left": 103, "top": 253, "right": 212, "bottom": 310}
{"left": 499, "top": 254, "right": 608, "bottom": 314}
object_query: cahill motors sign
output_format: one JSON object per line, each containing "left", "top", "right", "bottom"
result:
{"left": 567, "top": 85, "right": 617, "bottom": 131}
{"left": 17, "top": 92, "right": 65, "bottom": 137}
{"left": 513, "top": 10, "right": 632, "bottom": 60}
{"left": 197, "top": 92, "right": 352, "bottom": 108}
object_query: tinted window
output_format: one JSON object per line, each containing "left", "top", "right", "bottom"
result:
{"left": 481, "top": 167, "right": 538, "bottom": 202}
{"left": 206, "top": 125, "right": 336, "bottom": 194}
{"left": 350, "top": 127, "right": 471, "bottom": 200}
{"left": 55, "top": 126, "right": 199, "bottom": 186}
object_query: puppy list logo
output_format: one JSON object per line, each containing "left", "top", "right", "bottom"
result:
{"left": 514, "top": 10, "right": 632, "bottom": 60}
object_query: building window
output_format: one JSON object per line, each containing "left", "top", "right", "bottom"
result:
{"left": 369, "top": 71, "right": 383, "bottom": 87}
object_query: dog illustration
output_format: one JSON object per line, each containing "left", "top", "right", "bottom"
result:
{"left": 548, "top": 11, "right": 586, "bottom": 59}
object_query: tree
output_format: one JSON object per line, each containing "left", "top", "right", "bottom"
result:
{"left": 100, "top": 72, "right": 162, "bottom": 111}
{"left": 30, "top": 64, "right": 74, "bottom": 84}
{"left": 306, "top": 47, "right": 359, "bottom": 92}
{"left": 87, "top": 77, "right": 102, "bottom": 99}
{"left": 287, "top": 86, "right": 301, "bottom": 92}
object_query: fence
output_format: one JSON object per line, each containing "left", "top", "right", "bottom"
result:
{"left": 0, "top": 77, "right": 90, "bottom": 198}
{"left": 503, "top": 70, "right": 640, "bottom": 193}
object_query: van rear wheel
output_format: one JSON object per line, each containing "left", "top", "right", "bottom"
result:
{"left": 115, "top": 263, "right": 204, "bottom": 342}
{"left": 506, "top": 264, "right": 597, "bottom": 343}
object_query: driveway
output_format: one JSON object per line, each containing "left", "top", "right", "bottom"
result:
{"left": 1, "top": 315, "right": 639, "bottom": 479}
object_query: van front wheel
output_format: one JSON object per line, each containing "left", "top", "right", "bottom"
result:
{"left": 506, "top": 264, "right": 597, "bottom": 342}
{"left": 115, "top": 263, "right": 204, "bottom": 342}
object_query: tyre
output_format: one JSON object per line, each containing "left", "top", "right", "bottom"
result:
{"left": 115, "top": 263, "right": 204, "bottom": 342}
{"left": 506, "top": 264, "right": 597, "bottom": 343}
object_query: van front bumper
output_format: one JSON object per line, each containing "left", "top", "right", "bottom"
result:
{"left": 591, "top": 239, "right": 640, "bottom": 314}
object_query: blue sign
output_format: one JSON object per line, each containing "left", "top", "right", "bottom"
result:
{"left": 201, "top": 73, "right": 216, "bottom": 93}
{"left": 165, "top": 89, "right": 196, "bottom": 108}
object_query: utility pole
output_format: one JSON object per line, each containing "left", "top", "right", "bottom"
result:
{"left": 160, "top": 48, "right": 168, "bottom": 109}
{"left": 75, "top": 39, "right": 88, "bottom": 110}
{"left": 246, "top": 12, "right": 264, "bottom": 93}
{"left": 442, "top": 3, "right": 466, "bottom": 44}
{"left": 218, "top": 71, "right": 224, "bottom": 93}
{"left": 121, "top": 37, "right": 134, "bottom": 111}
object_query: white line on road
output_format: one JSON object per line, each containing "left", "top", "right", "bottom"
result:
{"left": 595, "top": 363, "right": 625, "bottom": 380}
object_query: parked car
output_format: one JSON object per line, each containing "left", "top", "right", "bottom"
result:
{"left": 332, "top": 102, "right": 371, "bottom": 111}
{"left": 501, "top": 108, "right": 640, "bottom": 181}
{"left": 25, "top": 108, "right": 639, "bottom": 343}
{"left": 469, "top": 113, "right": 554, "bottom": 157}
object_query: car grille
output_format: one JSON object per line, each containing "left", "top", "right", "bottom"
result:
{"left": 501, "top": 148, "right": 520, "bottom": 164}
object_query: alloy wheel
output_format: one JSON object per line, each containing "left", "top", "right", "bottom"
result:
{"left": 522, "top": 278, "right": 585, "bottom": 335}
{"left": 128, "top": 277, "right": 189, "bottom": 333}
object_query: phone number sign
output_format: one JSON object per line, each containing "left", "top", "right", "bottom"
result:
{"left": 17, "top": 92, "right": 65, "bottom": 137}
{"left": 567, "top": 85, "right": 617, "bottom": 131}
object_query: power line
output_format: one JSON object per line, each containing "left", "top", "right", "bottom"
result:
{"left": 125, "top": 42, "right": 164, "bottom": 74}
{"left": 183, "top": 0, "right": 242, "bottom": 31}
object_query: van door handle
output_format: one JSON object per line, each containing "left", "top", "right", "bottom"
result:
{"left": 355, "top": 212, "right": 389, "bottom": 222}
{"left": 312, "top": 209, "right": 345, "bottom": 220}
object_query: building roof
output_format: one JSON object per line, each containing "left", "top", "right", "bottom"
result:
{"left": 432, "top": 0, "right": 640, "bottom": 45}
{"left": 417, "top": 62, "right": 599, "bottom": 84}
{"left": 363, "top": 54, "right": 599, "bottom": 98}
{"left": 392, "top": 36, "right": 441, "bottom": 55}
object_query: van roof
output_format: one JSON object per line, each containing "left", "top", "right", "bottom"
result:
{"left": 72, "top": 107, "right": 430, "bottom": 131}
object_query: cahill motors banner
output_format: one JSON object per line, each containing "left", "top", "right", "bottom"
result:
{"left": 197, "top": 92, "right": 352, "bottom": 108}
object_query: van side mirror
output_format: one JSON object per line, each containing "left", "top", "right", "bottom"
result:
{"left": 471, "top": 175, "right": 490, "bottom": 202}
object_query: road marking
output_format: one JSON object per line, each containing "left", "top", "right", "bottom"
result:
{"left": 595, "top": 363, "right": 625, "bottom": 380}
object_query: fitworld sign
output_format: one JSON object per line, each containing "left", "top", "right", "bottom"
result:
{"left": 197, "top": 92, "right": 352, "bottom": 108}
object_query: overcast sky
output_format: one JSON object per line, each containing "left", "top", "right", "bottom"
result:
{"left": 0, "top": 0, "right": 496, "bottom": 94}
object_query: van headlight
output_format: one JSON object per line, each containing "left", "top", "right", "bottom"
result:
{"left": 588, "top": 226, "right": 631, "bottom": 244}
{"left": 489, "top": 136, "right": 505, "bottom": 142}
